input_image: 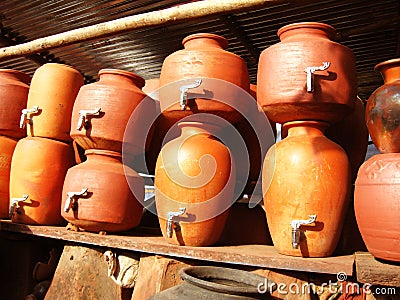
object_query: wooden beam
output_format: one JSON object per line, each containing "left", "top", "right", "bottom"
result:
{"left": 0, "top": 0, "right": 295, "bottom": 60}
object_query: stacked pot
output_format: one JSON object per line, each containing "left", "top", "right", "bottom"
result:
{"left": 0, "top": 69, "right": 31, "bottom": 219}
{"left": 61, "top": 69, "right": 155, "bottom": 233}
{"left": 259, "top": 22, "right": 362, "bottom": 257}
{"left": 354, "top": 58, "right": 400, "bottom": 263}
{"left": 9, "top": 63, "right": 82, "bottom": 225}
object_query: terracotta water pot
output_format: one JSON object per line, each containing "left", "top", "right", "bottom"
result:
{"left": 9, "top": 136, "right": 75, "bottom": 225}
{"left": 0, "top": 69, "right": 30, "bottom": 139}
{"left": 23, "top": 63, "right": 84, "bottom": 142}
{"left": 263, "top": 121, "right": 351, "bottom": 257}
{"left": 366, "top": 58, "right": 400, "bottom": 153}
{"left": 257, "top": 22, "right": 357, "bottom": 124}
{"left": 71, "top": 69, "right": 155, "bottom": 157}
{"left": 150, "top": 266, "right": 275, "bottom": 299}
{"left": 155, "top": 121, "right": 235, "bottom": 246}
{"left": 159, "top": 33, "right": 250, "bottom": 124}
{"left": 0, "top": 135, "right": 18, "bottom": 218}
{"left": 354, "top": 153, "right": 400, "bottom": 262}
{"left": 61, "top": 149, "right": 144, "bottom": 233}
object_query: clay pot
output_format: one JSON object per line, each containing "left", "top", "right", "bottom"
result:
{"left": 263, "top": 121, "right": 351, "bottom": 257}
{"left": 61, "top": 149, "right": 144, "bottom": 233}
{"left": 155, "top": 121, "right": 235, "bottom": 246}
{"left": 9, "top": 137, "right": 75, "bottom": 225}
{"left": 366, "top": 58, "right": 400, "bottom": 153}
{"left": 258, "top": 22, "right": 357, "bottom": 124}
{"left": 24, "top": 63, "right": 84, "bottom": 142}
{"left": 0, "top": 135, "right": 18, "bottom": 218}
{"left": 0, "top": 69, "right": 30, "bottom": 139}
{"left": 354, "top": 153, "right": 400, "bottom": 262}
{"left": 150, "top": 266, "right": 275, "bottom": 300}
{"left": 71, "top": 69, "right": 155, "bottom": 157}
{"left": 159, "top": 33, "right": 250, "bottom": 124}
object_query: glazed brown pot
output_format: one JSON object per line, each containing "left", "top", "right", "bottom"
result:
{"left": 159, "top": 33, "right": 250, "bottom": 124}
{"left": 24, "top": 63, "right": 84, "bottom": 142}
{"left": 263, "top": 121, "right": 351, "bottom": 257}
{"left": 366, "top": 58, "right": 400, "bottom": 153}
{"left": 0, "top": 135, "right": 18, "bottom": 218}
{"left": 9, "top": 136, "right": 75, "bottom": 225}
{"left": 61, "top": 149, "right": 144, "bottom": 233}
{"left": 71, "top": 69, "right": 155, "bottom": 156}
{"left": 258, "top": 22, "right": 357, "bottom": 124}
{"left": 155, "top": 121, "right": 235, "bottom": 246}
{"left": 354, "top": 153, "right": 400, "bottom": 262}
{"left": 0, "top": 69, "right": 30, "bottom": 139}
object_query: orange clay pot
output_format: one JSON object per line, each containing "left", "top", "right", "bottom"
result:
{"left": 155, "top": 121, "right": 235, "bottom": 246}
{"left": 263, "top": 121, "right": 351, "bottom": 257}
{"left": 366, "top": 58, "right": 400, "bottom": 153}
{"left": 0, "top": 136, "right": 18, "bottom": 218}
{"left": 354, "top": 153, "right": 400, "bottom": 262}
{"left": 61, "top": 149, "right": 144, "bottom": 233}
{"left": 0, "top": 69, "right": 30, "bottom": 139}
{"left": 258, "top": 22, "right": 357, "bottom": 124}
{"left": 9, "top": 137, "right": 75, "bottom": 225}
{"left": 70, "top": 69, "right": 155, "bottom": 156}
{"left": 24, "top": 63, "right": 84, "bottom": 142}
{"left": 159, "top": 33, "right": 250, "bottom": 124}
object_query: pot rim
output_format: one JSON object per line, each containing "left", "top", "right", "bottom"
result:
{"left": 182, "top": 33, "right": 229, "bottom": 49}
{"left": 277, "top": 21, "right": 336, "bottom": 40}
{"left": 374, "top": 58, "right": 400, "bottom": 73}
{"left": 179, "top": 266, "right": 275, "bottom": 295}
{"left": 98, "top": 68, "right": 145, "bottom": 88}
{"left": 84, "top": 149, "right": 122, "bottom": 158}
{"left": 0, "top": 68, "right": 31, "bottom": 84}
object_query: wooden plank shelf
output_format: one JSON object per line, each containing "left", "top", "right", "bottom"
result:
{"left": 0, "top": 220, "right": 354, "bottom": 276}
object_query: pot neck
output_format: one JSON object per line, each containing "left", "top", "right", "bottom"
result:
{"left": 283, "top": 121, "right": 328, "bottom": 137}
{"left": 178, "top": 121, "right": 222, "bottom": 138}
{"left": 182, "top": 33, "right": 228, "bottom": 50}
{"left": 98, "top": 69, "right": 145, "bottom": 88}
{"left": 375, "top": 58, "right": 400, "bottom": 84}
{"left": 278, "top": 22, "right": 336, "bottom": 41}
{"left": 0, "top": 69, "right": 31, "bottom": 85}
{"left": 84, "top": 149, "right": 122, "bottom": 163}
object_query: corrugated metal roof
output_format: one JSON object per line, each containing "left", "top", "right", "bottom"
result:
{"left": 0, "top": 0, "right": 399, "bottom": 100}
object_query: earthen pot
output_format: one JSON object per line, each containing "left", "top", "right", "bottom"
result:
{"left": 0, "top": 135, "right": 18, "bottom": 218}
{"left": 159, "top": 33, "right": 250, "bottom": 124}
{"left": 71, "top": 69, "right": 155, "bottom": 157}
{"left": 61, "top": 149, "right": 144, "bottom": 233}
{"left": 0, "top": 69, "right": 30, "bottom": 139}
{"left": 263, "top": 121, "right": 351, "bottom": 257}
{"left": 9, "top": 136, "right": 75, "bottom": 225}
{"left": 366, "top": 58, "right": 400, "bottom": 153}
{"left": 354, "top": 153, "right": 400, "bottom": 262}
{"left": 258, "top": 22, "right": 357, "bottom": 124}
{"left": 155, "top": 121, "right": 235, "bottom": 246}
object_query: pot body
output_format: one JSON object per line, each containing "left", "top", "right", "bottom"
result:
{"left": 155, "top": 122, "right": 235, "bottom": 246}
{"left": 150, "top": 266, "right": 274, "bottom": 300}
{"left": 258, "top": 22, "right": 357, "bottom": 124}
{"left": 354, "top": 153, "right": 400, "bottom": 262}
{"left": 25, "top": 63, "right": 84, "bottom": 142}
{"left": 0, "top": 69, "right": 30, "bottom": 139}
{"left": 71, "top": 69, "right": 154, "bottom": 156}
{"left": 159, "top": 33, "right": 250, "bottom": 124}
{"left": 0, "top": 136, "right": 18, "bottom": 218}
{"left": 9, "top": 137, "right": 75, "bottom": 225}
{"left": 61, "top": 149, "right": 144, "bottom": 232}
{"left": 263, "top": 121, "right": 351, "bottom": 257}
{"left": 366, "top": 58, "right": 400, "bottom": 153}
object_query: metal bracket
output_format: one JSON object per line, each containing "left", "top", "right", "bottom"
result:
{"left": 20, "top": 106, "right": 40, "bottom": 129}
{"left": 64, "top": 188, "right": 88, "bottom": 212}
{"left": 9, "top": 194, "right": 29, "bottom": 217}
{"left": 179, "top": 79, "right": 202, "bottom": 110}
{"left": 166, "top": 208, "right": 186, "bottom": 238}
{"left": 290, "top": 214, "right": 317, "bottom": 249}
{"left": 305, "top": 62, "right": 330, "bottom": 92}
{"left": 77, "top": 107, "right": 102, "bottom": 130}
